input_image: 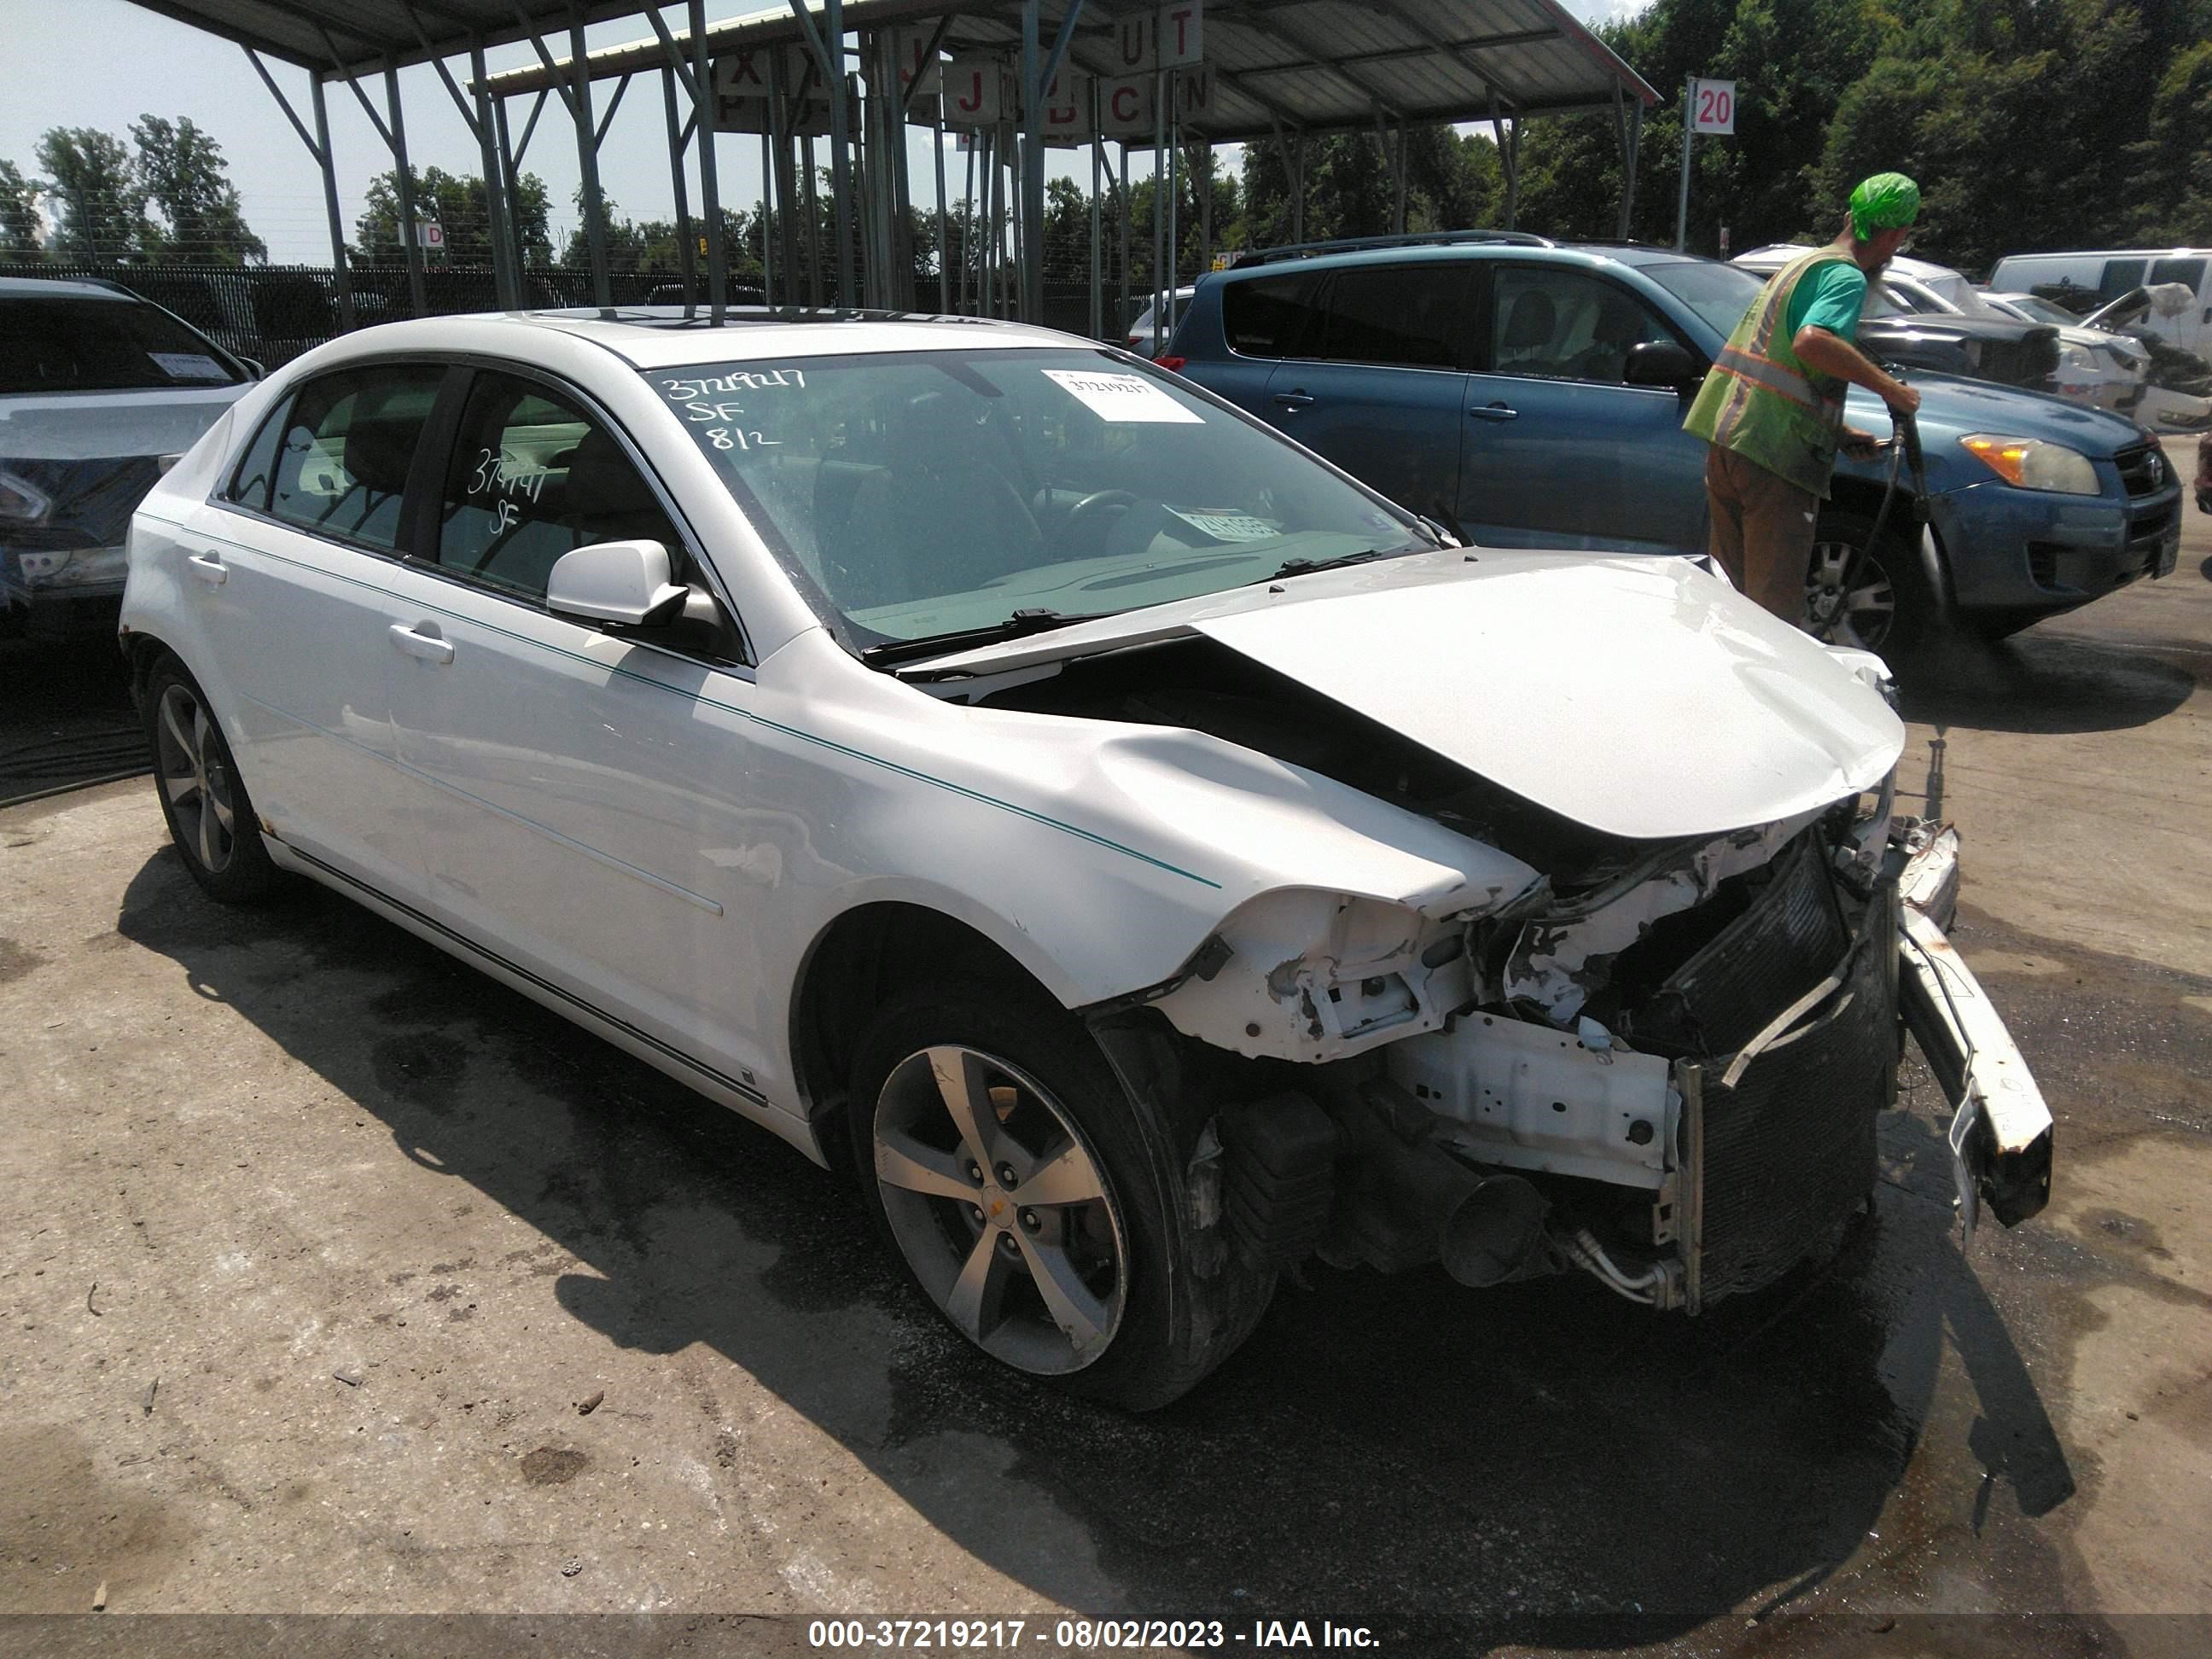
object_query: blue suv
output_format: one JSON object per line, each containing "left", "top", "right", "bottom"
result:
{"left": 1165, "top": 235, "right": 2183, "bottom": 652}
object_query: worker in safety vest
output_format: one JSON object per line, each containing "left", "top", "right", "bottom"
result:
{"left": 1683, "top": 173, "right": 1924, "bottom": 626}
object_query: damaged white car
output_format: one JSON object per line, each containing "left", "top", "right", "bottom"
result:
{"left": 120, "top": 312, "right": 2053, "bottom": 1408}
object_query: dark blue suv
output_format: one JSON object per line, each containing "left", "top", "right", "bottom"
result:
{"left": 1165, "top": 236, "right": 2183, "bottom": 652}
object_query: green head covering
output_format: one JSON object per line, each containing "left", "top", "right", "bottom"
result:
{"left": 1849, "top": 172, "right": 1921, "bottom": 241}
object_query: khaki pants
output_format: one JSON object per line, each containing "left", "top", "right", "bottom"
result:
{"left": 1704, "top": 445, "right": 1819, "bottom": 626}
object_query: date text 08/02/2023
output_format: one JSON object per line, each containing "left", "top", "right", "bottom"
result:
{"left": 806, "top": 1619, "right": 1382, "bottom": 1650}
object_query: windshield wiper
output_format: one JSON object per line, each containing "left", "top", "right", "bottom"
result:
{"left": 1266, "top": 544, "right": 1418, "bottom": 581}
{"left": 861, "top": 608, "right": 1103, "bottom": 667}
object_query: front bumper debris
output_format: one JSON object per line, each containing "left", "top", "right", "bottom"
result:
{"left": 1895, "top": 826, "right": 2053, "bottom": 1239}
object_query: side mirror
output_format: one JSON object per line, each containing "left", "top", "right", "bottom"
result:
{"left": 546, "top": 538, "right": 690, "bottom": 627}
{"left": 1626, "top": 341, "right": 1703, "bottom": 387}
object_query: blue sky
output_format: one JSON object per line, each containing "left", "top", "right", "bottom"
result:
{"left": 0, "top": 0, "right": 1641, "bottom": 263}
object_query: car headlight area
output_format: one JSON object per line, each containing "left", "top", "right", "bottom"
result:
{"left": 1960, "top": 433, "right": 2103, "bottom": 495}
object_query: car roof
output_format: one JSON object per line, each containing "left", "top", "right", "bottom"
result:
{"left": 0, "top": 275, "right": 135, "bottom": 301}
{"left": 314, "top": 307, "right": 1095, "bottom": 370}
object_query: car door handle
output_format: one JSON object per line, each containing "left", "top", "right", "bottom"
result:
{"left": 186, "top": 552, "right": 227, "bottom": 586}
{"left": 388, "top": 622, "right": 454, "bottom": 665}
{"left": 1272, "top": 390, "right": 1315, "bottom": 410}
{"left": 1468, "top": 402, "right": 1519, "bottom": 422}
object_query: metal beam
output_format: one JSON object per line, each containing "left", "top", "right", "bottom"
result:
{"left": 384, "top": 55, "right": 428, "bottom": 317}
{"left": 661, "top": 63, "right": 696, "bottom": 314}
{"left": 691, "top": 0, "right": 725, "bottom": 323}
{"left": 310, "top": 73, "right": 354, "bottom": 329}
{"left": 570, "top": 2, "right": 612, "bottom": 307}
{"left": 243, "top": 47, "right": 323, "bottom": 163}
{"left": 470, "top": 37, "right": 519, "bottom": 308}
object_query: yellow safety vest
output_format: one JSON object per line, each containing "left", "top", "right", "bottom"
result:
{"left": 1683, "top": 248, "right": 1854, "bottom": 497}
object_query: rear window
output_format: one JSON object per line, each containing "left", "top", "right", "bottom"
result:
{"left": 0, "top": 294, "right": 244, "bottom": 394}
{"left": 1223, "top": 273, "right": 1322, "bottom": 358}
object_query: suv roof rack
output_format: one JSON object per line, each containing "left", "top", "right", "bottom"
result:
{"left": 1230, "top": 230, "right": 1553, "bottom": 270}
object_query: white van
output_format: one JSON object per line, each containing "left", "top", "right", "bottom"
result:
{"left": 1986, "top": 250, "right": 2212, "bottom": 357}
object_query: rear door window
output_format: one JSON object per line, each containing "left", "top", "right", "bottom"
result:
{"left": 434, "top": 370, "right": 684, "bottom": 601}
{"left": 1306, "top": 265, "right": 1470, "bottom": 370}
{"left": 264, "top": 364, "right": 445, "bottom": 551}
{"left": 1223, "top": 272, "right": 1324, "bottom": 358}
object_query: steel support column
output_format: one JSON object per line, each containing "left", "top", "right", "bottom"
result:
{"left": 1492, "top": 96, "right": 1519, "bottom": 230}
{"left": 661, "top": 67, "right": 696, "bottom": 312}
{"left": 382, "top": 57, "right": 428, "bottom": 317}
{"left": 688, "top": 0, "right": 725, "bottom": 322}
{"left": 1089, "top": 88, "right": 1103, "bottom": 339}
{"left": 934, "top": 100, "right": 951, "bottom": 313}
{"left": 789, "top": 0, "right": 853, "bottom": 306}
{"left": 568, "top": 3, "right": 610, "bottom": 306}
{"left": 246, "top": 49, "right": 356, "bottom": 331}
{"left": 311, "top": 76, "right": 355, "bottom": 329}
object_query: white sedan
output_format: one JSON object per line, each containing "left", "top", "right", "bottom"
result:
{"left": 121, "top": 310, "right": 2052, "bottom": 1407}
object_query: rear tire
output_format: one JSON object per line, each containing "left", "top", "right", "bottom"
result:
{"left": 848, "top": 979, "right": 1272, "bottom": 1410}
{"left": 143, "top": 656, "right": 285, "bottom": 903}
{"left": 1807, "top": 509, "right": 1941, "bottom": 661}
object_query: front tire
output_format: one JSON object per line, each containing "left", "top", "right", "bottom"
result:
{"left": 1807, "top": 509, "right": 1941, "bottom": 660}
{"left": 143, "top": 656, "right": 284, "bottom": 902}
{"left": 848, "top": 980, "right": 1270, "bottom": 1409}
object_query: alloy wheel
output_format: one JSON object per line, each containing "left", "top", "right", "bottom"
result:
{"left": 154, "top": 683, "right": 237, "bottom": 875}
{"left": 871, "top": 1045, "right": 1126, "bottom": 1375}
{"left": 1805, "top": 538, "right": 1897, "bottom": 651}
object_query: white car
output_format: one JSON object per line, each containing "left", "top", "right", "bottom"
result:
{"left": 120, "top": 310, "right": 2053, "bottom": 1406}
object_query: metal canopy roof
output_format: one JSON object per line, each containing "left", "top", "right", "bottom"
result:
{"left": 121, "top": 0, "right": 671, "bottom": 77}
{"left": 474, "top": 0, "right": 1659, "bottom": 142}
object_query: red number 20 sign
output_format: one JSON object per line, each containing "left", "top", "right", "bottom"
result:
{"left": 1691, "top": 78, "right": 1737, "bottom": 135}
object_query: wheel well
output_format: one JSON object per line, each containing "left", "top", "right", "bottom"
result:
{"left": 122, "top": 632, "right": 178, "bottom": 708}
{"left": 1820, "top": 476, "right": 1954, "bottom": 614}
{"left": 791, "top": 902, "right": 1052, "bottom": 1161}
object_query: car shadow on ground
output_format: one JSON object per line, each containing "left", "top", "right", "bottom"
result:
{"left": 113, "top": 847, "right": 2081, "bottom": 1642}
{"left": 1896, "top": 626, "right": 2197, "bottom": 737}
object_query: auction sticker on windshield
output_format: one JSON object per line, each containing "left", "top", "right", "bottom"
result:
{"left": 1042, "top": 369, "right": 1202, "bottom": 423}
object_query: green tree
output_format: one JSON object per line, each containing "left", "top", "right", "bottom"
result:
{"left": 0, "top": 159, "right": 42, "bottom": 257}
{"left": 2125, "top": 38, "right": 2212, "bottom": 242}
{"left": 130, "top": 115, "right": 264, "bottom": 265}
{"left": 1819, "top": 0, "right": 2212, "bottom": 270}
{"left": 1236, "top": 124, "right": 1499, "bottom": 254}
{"left": 355, "top": 166, "right": 553, "bottom": 265}
{"left": 34, "top": 126, "right": 154, "bottom": 263}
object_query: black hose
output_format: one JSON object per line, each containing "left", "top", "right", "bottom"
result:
{"left": 1821, "top": 401, "right": 1927, "bottom": 644}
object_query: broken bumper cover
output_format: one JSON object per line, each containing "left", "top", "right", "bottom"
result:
{"left": 1895, "top": 832, "right": 2054, "bottom": 1233}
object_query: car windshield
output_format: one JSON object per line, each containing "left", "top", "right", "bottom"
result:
{"left": 1637, "top": 260, "right": 1768, "bottom": 338}
{"left": 1998, "top": 294, "right": 2079, "bottom": 328}
{"left": 649, "top": 347, "right": 1426, "bottom": 650}
{"left": 0, "top": 295, "right": 243, "bottom": 394}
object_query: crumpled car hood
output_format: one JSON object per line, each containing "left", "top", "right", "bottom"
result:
{"left": 909, "top": 550, "right": 1906, "bottom": 841}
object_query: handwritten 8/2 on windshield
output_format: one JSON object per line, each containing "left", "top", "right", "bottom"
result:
{"left": 662, "top": 368, "right": 806, "bottom": 453}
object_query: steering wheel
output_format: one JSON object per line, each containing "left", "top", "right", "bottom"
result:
{"left": 1055, "top": 489, "right": 1138, "bottom": 556}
